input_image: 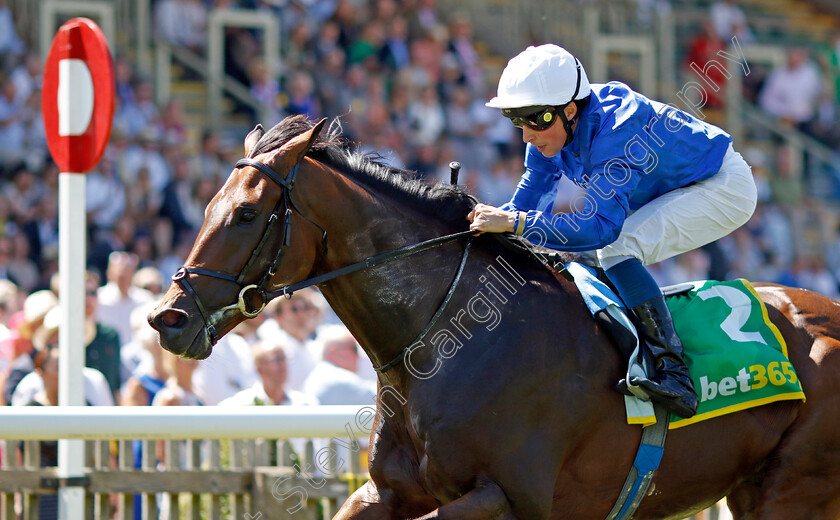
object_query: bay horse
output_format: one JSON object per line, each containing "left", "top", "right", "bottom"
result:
{"left": 149, "top": 115, "right": 840, "bottom": 519}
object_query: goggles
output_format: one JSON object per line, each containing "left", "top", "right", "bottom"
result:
{"left": 503, "top": 106, "right": 560, "bottom": 131}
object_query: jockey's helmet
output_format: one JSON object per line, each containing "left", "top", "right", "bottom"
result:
{"left": 486, "top": 44, "right": 591, "bottom": 110}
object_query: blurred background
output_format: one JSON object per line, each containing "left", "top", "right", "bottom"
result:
{"left": 0, "top": 1, "right": 836, "bottom": 517}
{"left": 0, "top": 0, "right": 837, "bottom": 387}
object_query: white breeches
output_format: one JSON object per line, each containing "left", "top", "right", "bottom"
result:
{"left": 598, "top": 143, "right": 757, "bottom": 269}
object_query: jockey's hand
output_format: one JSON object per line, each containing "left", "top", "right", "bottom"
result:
{"left": 468, "top": 204, "right": 516, "bottom": 233}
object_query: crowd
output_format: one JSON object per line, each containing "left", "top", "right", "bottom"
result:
{"left": 0, "top": 0, "right": 839, "bottom": 478}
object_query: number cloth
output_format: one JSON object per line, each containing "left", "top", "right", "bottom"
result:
{"left": 665, "top": 279, "right": 805, "bottom": 428}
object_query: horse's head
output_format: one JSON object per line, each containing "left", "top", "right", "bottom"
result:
{"left": 149, "top": 117, "right": 329, "bottom": 359}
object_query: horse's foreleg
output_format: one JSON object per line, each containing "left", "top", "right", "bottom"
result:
{"left": 412, "top": 481, "right": 515, "bottom": 520}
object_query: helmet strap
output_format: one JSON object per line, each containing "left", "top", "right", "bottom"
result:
{"left": 559, "top": 57, "right": 582, "bottom": 148}
{"left": 559, "top": 103, "right": 578, "bottom": 148}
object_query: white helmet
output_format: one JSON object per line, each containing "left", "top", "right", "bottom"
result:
{"left": 486, "top": 44, "right": 591, "bottom": 109}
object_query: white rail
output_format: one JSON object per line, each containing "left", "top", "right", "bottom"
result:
{"left": 0, "top": 405, "right": 371, "bottom": 440}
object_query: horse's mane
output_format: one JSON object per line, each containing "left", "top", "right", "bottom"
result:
{"left": 250, "top": 115, "right": 580, "bottom": 266}
{"left": 250, "top": 115, "right": 474, "bottom": 226}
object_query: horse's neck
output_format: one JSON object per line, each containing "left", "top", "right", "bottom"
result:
{"left": 318, "top": 202, "right": 462, "bottom": 376}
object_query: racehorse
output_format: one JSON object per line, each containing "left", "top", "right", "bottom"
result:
{"left": 149, "top": 115, "right": 840, "bottom": 519}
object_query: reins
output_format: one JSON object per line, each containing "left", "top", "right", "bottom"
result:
{"left": 172, "top": 155, "right": 477, "bottom": 374}
{"left": 265, "top": 229, "right": 477, "bottom": 300}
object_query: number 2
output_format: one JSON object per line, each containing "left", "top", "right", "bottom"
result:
{"left": 697, "top": 286, "right": 767, "bottom": 345}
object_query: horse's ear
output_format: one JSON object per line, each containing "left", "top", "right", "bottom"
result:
{"left": 244, "top": 124, "right": 265, "bottom": 158}
{"left": 278, "top": 118, "right": 328, "bottom": 164}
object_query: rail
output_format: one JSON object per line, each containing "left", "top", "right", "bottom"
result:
{"left": 0, "top": 406, "right": 371, "bottom": 520}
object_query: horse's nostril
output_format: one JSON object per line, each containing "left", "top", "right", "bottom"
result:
{"left": 152, "top": 308, "right": 188, "bottom": 331}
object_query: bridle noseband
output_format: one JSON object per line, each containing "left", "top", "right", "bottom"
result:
{"left": 172, "top": 155, "right": 476, "bottom": 374}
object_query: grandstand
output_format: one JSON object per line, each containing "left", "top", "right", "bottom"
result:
{"left": 2, "top": 0, "right": 839, "bottom": 297}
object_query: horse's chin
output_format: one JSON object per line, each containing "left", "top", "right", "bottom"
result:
{"left": 181, "top": 340, "right": 213, "bottom": 360}
{"left": 157, "top": 328, "right": 213, "bottom": 360}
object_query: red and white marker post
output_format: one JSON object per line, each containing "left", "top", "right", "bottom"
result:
{"left": 41, "top": 18, "right": 114, "bottom": 519}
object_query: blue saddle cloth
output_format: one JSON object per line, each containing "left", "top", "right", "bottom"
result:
{"left": 564, "top": 262, "right": 657, "bottom": 424}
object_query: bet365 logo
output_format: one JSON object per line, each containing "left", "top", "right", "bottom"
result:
{"left": 699, "top": 362, "right": 797, "bottom": 402}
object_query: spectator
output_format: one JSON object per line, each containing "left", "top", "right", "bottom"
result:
{"left": 120, "top": 301, "right": 159, "bottom": 387}
{"left": 122, "top": 126, "right": 170, "bottom": 193}
{"left": 0, "top": 0, "right": 25, "bottom": 61}
{"left": 7, "top": 233, "right": 37, "bottom": 292}
{"left": 408, "top": 26, "right": 447, "bottom": 87}
{"left": 330, "top": 0, "right": 359, "bottom": 49}
{"left": 156, "top": 99, "right": 188, "bottom": 147}
{"left": 407, "top": 84, "right": 445, "bottom": 147}
{"left": 313, "top": 20, "right": 342, "bottom": 62}
{"left": 96, "top": 252, "right": 155, "bottom": 346}
{"left": 219, "top": 341, "right": 318, "bottom": 406}
{"left": 477, "top": 158, "right": 519, "bottom": 207}
{"left": 154, "top": 0, "right": 207, "bottom": 52}
{"left": 406, "top": 0, "right": 440, "bottom": 41}
{"left": 19, "top": 340, "right": 62, "bottom": 519}
{"left": 302, "top": 326, "right": 376, "bottom": 405}
{"left": 3, "top": 290, "right": 54, "bottom": 402}
{"left": 800, "top": 255, "right": 838, "bottom": 298}
{"left": 709, "top": 0, "right": 753, "bottom": 43}
{"left": 285, "top": 21, "right": 316, "bottom": 71}
{"left": 0, "top": 193, "right": 13, "bottom": 237}
{"left": 0, "top": 279, "right": 17, "bottom": 342}
{"left": 151, "top": 348, "right": 201, "bottom": 407}
{"left": 146, "top": 343, "right": 202, "bottom": 518}
{"left": 113, "top": 79, "right": 159, "bottom": 139}
{"left": 347, "top": 20, "right": 385, "bottom": 68}
{"left": 79, "top": 271, "right": 123, "bottom": 401}
{"left": 132, "top": 266, "right": 163, "bottom": 296}
{"left": 119, "top": 312, "right": 170, "bottom": 519}
{"left": 445, "top": 85, "right": 478, "bottom": 153}
{"left": 17, "top": 181, "right": 58, "bottom": 265}
{"left": 0, "top": 235, "right": 13, "bottom": 285}
{"left": 189, "top": 129, "right": 229, "bottom": 183}
{"left": 3, "top": 164, "right": 43, "bottom": 223}
{"left": 10, "top": 52, "right": 41, "bottom": 105}
{"left": 684, "top": 20, "right": 727, "bottom": 109}
{"left": 191, "top": 332, "right": 257, "bottom": 405}
{"left": 284, "top": 70, "right": 321, "bottom": 119}
{"left": 247, "top": 57, "right": 282, "bottom": 125}
{"left": 125, "top": 165, "right": 164, "bottom": 234}
{"left": 114, "top": 58, "right": 136, "bottom": 107}
{"left": 28, "top": 340, "right": 61, "bottom": 406}
{"left": 11, "top": 306, "right": 114, "bottom": 406}
{"left": 86, "top": 158, "right": 127, "bottom": 233}
{"left": 446, "top": 13, "right": 482, "bottom": 92}
{"left": 379, "top": 15, "right": 411, "bottom": 72}
{"left": 759, "top": 48, "right": 822, "bottom": 127}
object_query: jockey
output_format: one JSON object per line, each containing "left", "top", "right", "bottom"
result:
{"left": 468, "top": 44, "right": 757, "bottom": 419}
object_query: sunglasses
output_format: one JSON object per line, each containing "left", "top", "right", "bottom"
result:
{"left": 504, "top": 106, "right": 560, "bottom": 131}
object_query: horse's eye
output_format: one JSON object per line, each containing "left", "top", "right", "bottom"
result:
{"left": 239, "top": 209, "right": 257, "bottom": 224}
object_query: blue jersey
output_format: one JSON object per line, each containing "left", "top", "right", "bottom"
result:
{"left": 501, "top": 82, "right": 732, "bottom": 251}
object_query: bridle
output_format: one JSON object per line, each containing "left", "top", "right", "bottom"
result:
{"left": 172, "top": 157, "right": 327, "bottom": 346}
{"left": 172, "top": 156, "right": 476, "bottom": 373}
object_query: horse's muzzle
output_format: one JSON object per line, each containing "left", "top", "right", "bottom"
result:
{"left": 148, "top": 306, "right": 212, "bottom": 359}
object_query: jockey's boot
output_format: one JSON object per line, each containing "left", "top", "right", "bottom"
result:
{"left": 624, "top": 296, "right": 698, "bottom": 419}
